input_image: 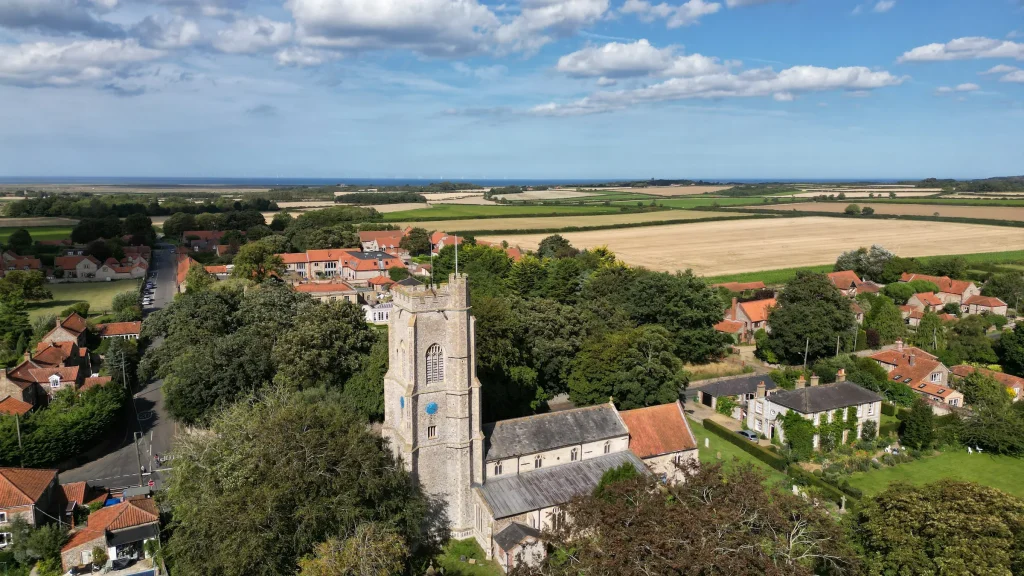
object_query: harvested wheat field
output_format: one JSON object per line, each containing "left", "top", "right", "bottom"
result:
{"left": 392, "top": 210, "right": 743, "bottom": 232}
{"left": 492, "top": 190, "right": 592, "bottom": 201}
{"left": 748, "top": 202, "right": 1024, "bottom": 221}
{"left": 606, "top": 186, "right": 733, "bottom": 196}
{"left": 476, "top": 216, "right": 1024, "bottom": 276}
{"left": 277, "top": 201, "right": 337, "bottom": 209}
{"left": 788, "top": 191, "right": 938, "bottom": 198}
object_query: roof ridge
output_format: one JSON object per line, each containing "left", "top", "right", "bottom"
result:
{"left": 486, "top": 403, "right": 611, "bottom": 427}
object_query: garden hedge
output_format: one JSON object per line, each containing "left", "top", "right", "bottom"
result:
{"left": 702, "top": 418, "right": 787, "bottom": 471}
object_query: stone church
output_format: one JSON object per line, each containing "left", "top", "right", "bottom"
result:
{"left": 382, "top": 275, "right": 698, "bottom": 572}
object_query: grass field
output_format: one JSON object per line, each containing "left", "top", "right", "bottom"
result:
{"left": 391, "top": 210, "right": 747, "bottom": 233}
{"left": 608, "top": 185, "right": 734, "bottom": 196}
{"left": 847, "top": 451, "right": 1024, "bottom": 499}
{"left": 0, "top": 226, "right": 74, "bottom": 242}
{"left": 687, "top": 418, "right": 788, "bottom": 484}
{"left": 28, "top": 280, "right": 140, "bottom": 320}
{"left": 652, "top": 197, "right": 775, "bottom": 209}
{"left": 477, "top": 217, "right": 1024, "bottom": 276}
{"left": 750, "top": 202, "right": 1024, "bottom": 221}
{"left": 383, "top": 204, "right": 642, "bottom": 221}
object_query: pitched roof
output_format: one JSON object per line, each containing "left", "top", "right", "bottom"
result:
{"left": 59, "top": 313, "right": 88, "bottom": 335}
{"left": 95, "top": 321, "right": 142, "bottom": 337}
{"left": 395, "top": 277, "right": 422, "bottom": 287}
{"left": 951, "top": 365, "right": 1024, "bottom": 393}
{"left": 32, "top": 342, "right": 76, "bottom": 365}
{"left": 697, "top": 374, "right": 779, "bottom": 397}
{"left": 0, "top": 396, "right": 32, "bottom": 416}
{"left": 4, "top": 256, "right": 41, "bottom": 270}
{"left": 176, "top": 255, "right": 196, "bottom": 285}
{"left": 55, "top": 255, "right": 100, "bottom": 270}
{"left": 737, "top": 298, "right": 776, "bottom": 323}
{"left": 62, "top": 497, "right": 159, "bottom": 553}
{"left": 61, "top": 482, "right": 87, "bottom": 508}
{"left": 493, "top": 523, "right": 542, "bottom": 552}
{"left": 908, "top": 380, "right": 960, "bottom": 400}
{"left": 827, "top": 270, "right": 862, "bottom": 289}
{"left": 294, "top": 282, "right": 355, "bottom": 293}
{"left": 870, "top": 347, "right": 945, "bottom": 386}
{"left": 80, "top": 376, "right": 111, "bottom": 392}
{"left": 856, "top": 281, "right": 882, "bottom": 295}
{"left": 964, "top": 295, "right": 1006, "bottom": 308}
{"left": 204, "top": 265, "right": 229, "bottom": 274}
{"left": 367, "top": 275, "right": 395, "bottom": 286}
{"left": 900, "top": 273, "right": 974, "bottom": 296}
{"left": 712, "top": 281, "right": 766, "bottom": 292}
{"left": 306, "top": 249, "right": 355, "bottom": 262}
{"left": 359, "top": 230, "right": 406, "bottom": 247}
{"left": 713, "top": 319, "right": 744, "bottom": 334}
{"left": 477, "top": 451, "right": 647, "bottom": 519}
{"left": 911, "top": 292, "right": 943, "bottom": 307}
{"left": 483, "top": 404, "right": 628, "bottom": 462}
{"left": 278, "top": 252, "right": 310, "bottom": 265}
{"left": 27, "top": 366, "right": 79, "bottom": 383}
{"left": 182, "top": 230, "right": 225, "bottom": 241}
{"left": 769, "top": 381, "right": 883, "bottom": 414}
{"left": 0, "top": 467, "right": 57, "bottom": 508}
{"left": 619, "top": 402, "right": 697, "bottom": 459}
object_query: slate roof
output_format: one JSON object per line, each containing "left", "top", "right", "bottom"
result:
{"left": 396, "top": 277, "right": 423, "bottom": 287}
{"left": 769, "top": 381, "right": 883, "bottom": 414}
{"left": 477, "top": 451, "right": 647, "bottom": 519}
{"left": 483, "top": 404, "right": 628, "bottom": 462}
{"left": 697, "top": 374, "right": 778, "bottom": 397}
{"left": 493, "top": 523, "right": 542, "bottom": 552}
{"left": 0, "top": 467, "right": 57, "bottom": 508}
{"left": 619, "top": 402, "right": 697, "bottom": 459}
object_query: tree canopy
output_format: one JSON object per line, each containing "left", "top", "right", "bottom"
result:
{"left": 765, "top": 271, "right": 857, "bottom": 364}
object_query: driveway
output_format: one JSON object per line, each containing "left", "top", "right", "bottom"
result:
{"left": 60, "top": 245, "right": 177, "bottom": 492}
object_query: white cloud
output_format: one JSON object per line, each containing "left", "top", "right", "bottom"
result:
{"left": 452, "top": 62, "right": 508, "bottom": 79}
{"left": 596, "top": 76, "right": 616, "bottom": 85}
{"left": 132, "top": 15, "right": 201, "bottom": 49}
{"left": 1002, "top": 70, "right": 1024, "bottom": 83}
{"left": 274, "top": 46, "right": 339, "bottom": 67}
{"left": 0, "top": 0, "right": 124, "bottom": 38}
{"left": 935, "top": 83, "right": 979, "bottom": 94}
{"left": 976, "top": 64, "right": 1024, "bottom": 83}
{"left": 873, "top": 1, "right": 894, "bottom": 13}
{"left": 851, "top": 4, "right": 862, "bottom": 14}
{"left": 980, "top": 64, "right": 1018, "bottom": 75}
{"left": 213, "top": 16, "right": 293, "bottom": 54}
{"left": 0, "top": 39, "right": 164, "bottom": 88}
{"left": 621, "top": 0, "right": 720, "bottom": 28}
{"left": 495, "top": 0, "right": 610, "bottom": 53}
{"left": 532, "top": 63, "right": 906, "bottom": 115}
{"left": 555, "top": 39, "right": 732, "bottom": 78}
{"left": 724, "top": 0, "right": 789, "bottom": 6}
{"left": 899, "top": 37, "right": 1024, "bottom": 62}
{"left": 289, "top": 0, "right": 499, "bottom": 56}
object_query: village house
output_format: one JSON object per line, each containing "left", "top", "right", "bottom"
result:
{"left": 175, "top": 254, "right": 196, "bottom": 294}
{"left": 363, "top": 302, "right": 393, "bottom": 325}
{"left": 0, "top": 468, "right": 59, "bottom": 547}
{"left": 899, "top": 273, "right": 980, "bottom": 304}
{"left": 0, "top": 396, "right": 33, "bottom": 417}
{"left": 899, "top": 305, "right": 925, "bottom": 328}
{"left": 745, "top": 373, "right": 883, "bottom": 447}
{"left": 430, "top": 231, "right": 463, "bottom": 255}
{"left": 181, "top": 230, "right": 227, "bottom": 252}
{"left": 477, "top": 240, "right": 525, "bottom": 262}
{"left": 852, "top": 301, "right": 865, "bottom": 325}
{"left": 59, "top": 482, "right": 108, "bottom": 529}
{"left": 951, "top": 365, "right": 1024, "bottom": 402}
{"left": 724, "top": 297, "right": 776, "bottom": 340}
{"left": 54, "top": 255, "right": 100, "bottom": 280}
{"left": 60, "top": 497, "right": 160, "bottom": 571}
{"left": 962, "top": 295, "right": 1008, "bottom": 316}
{"left": 204, "top": 264, "right": 231, "bottom": 280}
{"left": 827, "top": 271, "right": 882, "bottom": 297}
{"left": 339, "top": 251, "right": 406, "bottom": 284}
{"left": 907, "top": 292, "right": 944, "bottom": 313}
{"left": 95, "top": 321, "right": 142, "bottom": 340}
{"left": 293, "top": 281, "right": 359, "bottom": 304}
{"left": 619, "top": 402, "right": 698, "bottom": 483}
{"left": 359, "top": 229, "right": 409, "bottom": 252}
{"left": 41, "top": 312, "right": 89, "bottom": 347}
{"left": 695, "top": 374, "right": 780, "bottom": 420}
{"left": 712, "top": 319, "right": 745, "bottom": 343}
{"left": 1, "top": 251, "right": 42, "bottom": 273}
{"left": 0, "top": 343, "right": 92, "bottom": 407}
{"left": 870, "top": 341, "right": 961, "bottom": 412}
{"left": 53, "top": 254, "right": 146, "bottom": 282}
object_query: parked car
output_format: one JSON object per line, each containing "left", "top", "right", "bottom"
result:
{"left": 737, "top": 430, "right": 759, "bottom": 442}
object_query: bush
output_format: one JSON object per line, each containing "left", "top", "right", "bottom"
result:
{"left": 787, "top": 464, "right": 850, "bottom": 504}
{"left": 845, "top": 204, "right": 861, "bottom": 215}
{"left": 860, "top": 419, "right": 878, "bottom": 441}
{"left": 60, "top": 302, "right": 90, "bottom": 317}
{"left": 701, "top": 419, "right": 787, "bottom": 471}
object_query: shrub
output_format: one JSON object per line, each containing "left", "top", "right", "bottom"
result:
{"left": 92, "top": 546, "right": 108, "bottom": 567}
{"left": 845, "top": 204, "right": 861, "bottom": 215}
{"left": 787, "top": 464, "right": 850, "bottom": 504}
{"left": 861, "top": 419, "right": 878, "bottom": 441}
{"left": 60, "top": 302, "right": 90, "bottom": 317}
{"left": 701, "top": 419, "right": 787, "bottom": 471}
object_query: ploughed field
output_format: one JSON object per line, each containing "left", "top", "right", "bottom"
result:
{"left": 476, "top": 216, "right": 1024, "bottom": 276}
{"left": 391, "top": 210, "right": 745, "bottom": 232}
{"left": 747, "top": 202, "right": 1024, "bottom": 221}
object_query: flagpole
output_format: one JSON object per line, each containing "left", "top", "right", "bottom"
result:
{"left": 454, "top": 234, "right": 459, "bottom": 276}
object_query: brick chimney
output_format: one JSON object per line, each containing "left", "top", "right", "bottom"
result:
{"left": 837, "top": 368, "right": 846, "bottom": 381}
{"left": 756, "top": 381, "right": 766, "bottom": 398}
{"left": 23, "top": 351, "right": 31, "bottom": 362}
{"left": 55, "top": 316, "right": 61, "bottom": 328}
{"left": 730, "top": 297, "right": 738, "bottom": 320}
{"left": 795, "top": 375, "right": 806, "bottom": 389}
{"left": 896, "top": 338, "right": 904, "bottom": 352}
{"left": 810, "top": 374, "right": 820, "bottom": 387}
{"left": 909, "top": 353, "right": 916, "bottom": 367}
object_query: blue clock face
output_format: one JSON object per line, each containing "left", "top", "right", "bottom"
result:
{"left": 425, "top": 402, "right": 439, "bottom": 415}
{"left": 400, "top": 397, "right": 405, "bottom": 409}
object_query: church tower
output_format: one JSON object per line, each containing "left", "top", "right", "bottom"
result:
{"left": 382, "top": 274, "right": 485, "bottom": 537}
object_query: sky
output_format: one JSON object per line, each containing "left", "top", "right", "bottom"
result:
{"left": 0, "top": 0, "right": 1022, "bottom": 180}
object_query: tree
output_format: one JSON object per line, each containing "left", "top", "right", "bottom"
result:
{"left": 165, "top": 388, "right": 441, "bottom": 576}
{"left": 0, "top": 270, "right": 52, "bottom": 301}
{"left": 92, "top": 546, "right": 109, "bottom": 567}
{"left": 517, "top": 462, "right": 858, "bottom": 576}
{"left": 862, "top": 206, "right": 875, "bottom": 215}
{"left": 246, "top": 224, "right": 274, "bottom": 242}
{"left": 272, "top": 301, "right": 376, "bottom": 390}
{"left": 185, "top": 263, "right": 215, "bottom": 294}
{"left": 0, "top": 291, "right": 31, "bottom": 363}
{"left": 954, "top": 370, "right": 1009, "bottom": 407}
{"left": 340, "top": 334, "right": 388, "bottom": 422}
{"left": 983, "top": 272, "right": 1024, "bottom": 310}
{"left": 124, "top": 213, "right": 154, "bottom": 242}
{"left": 852, "top": 482, "right": 1024, "bottom": 576}
{"left": 399, "top": 227, "right": 430, "bottom": 256}
{"left": 162, "top": 212, "right": 198, "bottom": 240}
{"left": 507, "top": 255, "right": 548, "bottom": 298}
{"left": 866, "top": 296, "right": 905, "bottom": 345}
{"left": 232, "top": 240, "right": 285, "bottom": 282}
{"left": 901, "top": 397, "right": 935, "bottom": 449}
{"left": 941, "top": 315, "right": 997, "bottom": 366}
{"left": 6, "top": 228, "right": 31, "bottom": 253}
{"left": 844, "top": 203, "right": 861, "bottom": 215}
{"left": 913, "top": 311, "right": 946, "bottom": 352}
{"left": 269, "top": 211, "right": 293, "bottom": 232}
{"left": 7, "top": 516, "right": 68, "bottom": 567}
{"left": 765, "top": 272, "right": 856, "bottom": 364}
{"left": 860, "top": 418, "right": 877, "bottom": 440}
{"left": 833, "top": 245, "right": 893, "bottom": 281}
{"left": 568, "top": 325, "right": 686, "bottom": 410}
{"left": 111, "top": 290, "right": 142, "bottom": 321}
{"left": 387, "top": 267, "right": 410, "bottom": 281}
{"left": 537, "top": 234, "right": 578, "bottom": 259}
{"left": 999, "top": 324, "right": 1024, "bottom": 376}
{"left": 298, "top": 523, "right": 408, "bottom": 576}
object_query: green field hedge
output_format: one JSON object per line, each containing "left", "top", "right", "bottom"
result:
{"left": 702, "top": 418, "right": 787, "bottom": 471}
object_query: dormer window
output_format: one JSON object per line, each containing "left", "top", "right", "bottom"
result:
{"left": 48, "top": 375, "right": 61, "bottom": 389}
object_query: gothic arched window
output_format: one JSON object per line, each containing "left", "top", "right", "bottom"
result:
{"left": 426, "top": 344, "right": 444, "bottom": 384}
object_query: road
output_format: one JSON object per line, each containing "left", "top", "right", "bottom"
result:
{"left": 60, "top": 244, "right": 178, "bottom": 492}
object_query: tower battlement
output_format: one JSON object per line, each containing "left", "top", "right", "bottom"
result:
{"left": 391, "top": 273, "right": 470, "bottom": 312}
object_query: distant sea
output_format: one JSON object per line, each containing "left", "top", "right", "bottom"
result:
{"left": 0, "top": 176, "right": 910, "bottom": 187}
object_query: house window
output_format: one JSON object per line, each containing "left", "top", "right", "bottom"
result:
{"left": 493, "top": 462, "right": 502, "bottom": 476}
{"left": 0, "top": 512, "right": 6, "bottom": 523}
{"left": 754, "top": 419, "right": 762, "bottom": 432}
{"left": 0, "top": 532, "right": 10, "bottom": 547}
{"left": 534, "top": 456, "right": 542, "bottom": 469}
{"left": 930, "top": 372, "right": 940, "bottom": 382}
{"left": 570, "top": 448, "right": 578, "bottom": 462}
{"left": 427, "top": 426, "right": 437, "bottom": 439}
{"left": 673, "top": 453, "right": 683, "bottom": 465}
{"left": 857, "top": 405, "right": 863, "bottom": 417}
{"left": 426, "top": 344, "right": 445, "bottom": 384}
{"left": 48, "top": 375, "right": 60, "bottom": 389}
{"left": 867, "top": 404, "right": 876, "bottom": 416}
{"left": 603, "top": 441, "right": 611, "bottom": 454}
{"left": 755, "top": 401, "right": 763, "bottom": 415}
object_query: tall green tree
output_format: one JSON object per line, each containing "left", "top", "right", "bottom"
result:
{"left": 506, "top": 255, "right": 548, "bottom": 298}
{"left": 901, "top": 397, "right": 935, "bottom": 449}
{"left": 398, "top": 227, "right": 430, "bottom": 256}
{"left": 999, "top": 324, "right": 1024, "bottom": 376}
{"left": 0, "top": 270, "right": 52, "bottom": 301}
{"left": 912, "top": 311, "right": 946, "bottom": 352}
{"left": 272, "top": 301, "right": 376, "bottom": 390}
{"left": 6, "top": 228, "right": 32, "bottom": 253}
{"left": 983, "top": 272, "right": 1024, "bottom": 311}
{"left": 766, "top": 272, "right": 856, "bottom": 364}
{"left": 185, "top": 263, "right": 215, "bottom": 294}
{"left": 866, "top": 296, "right": 905, "bottom": 345}
{"left": 161, "top": 212, "right": 198, "bottom": 239}
{"left": 537, "top": 234, "right": 578, "bottom": 259}
{"left": 299, "top": 523, "right": 408, "bottom": 576}
{"left": 232, "top": 240, "right": 285, "bottom": 282}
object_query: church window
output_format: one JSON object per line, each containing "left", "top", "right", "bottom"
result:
{"left": 493, "top": 462, "right": 502, "bottom": 476}
{"left": 534, "top": 456, "right": 542, "bottom": 469}
{"left": 570, "top": 448, "right": 578, "bottom": 462}
{"left": 603, "top": 441, "right": 611, "bottom": 454}
{"left": 427, "top": 426, "right": 437, "bottom": 439}
{"left": 426, "top": 344, "right": 444, "bottom": 383}
{"left": 551, "top": 508, "right": 566, "bottom": 531}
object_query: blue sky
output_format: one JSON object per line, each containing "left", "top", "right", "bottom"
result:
{"left": 0, "top": 0, "right": 1021, "bottom": 180}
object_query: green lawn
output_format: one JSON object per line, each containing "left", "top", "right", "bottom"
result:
{"left": 651, "top": 197, "right": 772, "bottom": 209}
{"left": 0, "top": 226, "right": 73, "bottom": 243}
{"left": 846, "top": 451, "right": 1024, "bottom": 499}
{"left": 27, "top": 280, "right": 140, "bottom": 320}
{"left": 686, "top": 418, "right": 788, "bottom": 484}
{"left": 436, "top": 539, "right": 504, "bottom": 576}
{"left": 383, "top": 204, "right": 645, "bottom": 221}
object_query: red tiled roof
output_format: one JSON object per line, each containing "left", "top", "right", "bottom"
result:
{"left": 176, "top": 255, "right": 196, "bottom": 285}
{"left": 713, "top": 319, "right": 744, "bottom": 334}
{"left": 870, "top": 347, "right": 944, "bottom": 386}
{"left": 712, "top": 281, "right": 767, "bottom": 292}
{"left": 952, "top": 365, "right": 1024, "bottom": 393}
{"left": 306, "top": 249, "right": 354, "bottom": 262}
{"left": 80, "top": 376, "right": 111, "bottom": 392}
{"left": 910, "top": 380, "right": 960, "bottom": 399}
{"left": 5, "top": 256, "right": 41, "bottom": 270}
{"left": 430, "top": 231, "right": 447, "bottom": 244}
{"left": 827, "top": 270, "right": 862, "bottom": 290}
{"left": 619, "top": 402, "right": 697, "bottom": 459}
{"left": 359, "top": 230, "right": 406, "bottom": 247}
{"left": 55, "top": 255, "right": 100, "bottom": 271}
{"left": 738, "top": 298, "right": 776, "bottom": 324}
{"left": 33, "top": 342, "right": 76, "bottom": 365}
{"left": 61, "top": 482, "right": 87, "bottom": 508}
{"left": 0, "top": 467, "right": 57, "bottom": 508}
{"left": 62, "top": 497, "right": 160, "bottom": 552}
{"left": 60, "top": 313, "right": 88, "bottom": 335}
{"left": 367, "top": 275, "right": 395, "bottom": 286}
{"left": 851, "top": 301, "right": 864, "bottom": 315}
{"left": 95, "top": 322, "right": 142, "bottom": 337}
{"left": 856, "top": 282, "right": 882, "bottom": 295}
{"left": 0, "top": 396, "right": 32, "bottom": 416}
{"left": 938, "top": 313, "right": 958, "bottom": 322}
{"left": 27, "top": 366, "right": 79, "bottom": 384}
{"left": 294, "top": 282, "right": 355, "bottom": 293}
{"left": 912, "top": 292, "right": 943, "bottom": 307}
{"left": 964, "top": 295, "right": 1006, "bottom": 308}
{"left": 204, "top": 265, "right": 228, "bottom": 274}
{"left": 900, "top": 273, "right": 974, "bottom": 296}
{"left": 278, "top": 252, "right": 310, "bottom": 264}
